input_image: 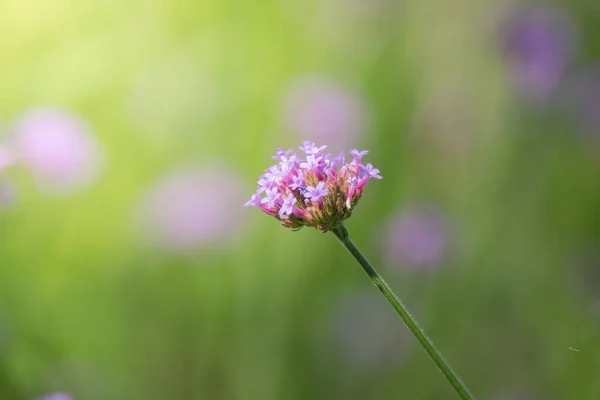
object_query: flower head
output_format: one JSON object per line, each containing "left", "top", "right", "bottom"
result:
{"left": 304, "top": 181, "right": 329, "bottom": 202}
{"left": 139, "top": 163, "right": 246, "bottom": 253}
{"left": 8, "top": 108, "right": 104, "bottom": 193}
{"left": 245, "top": 142, "right": 381, "bottom": 231}
{"left": 384, "top": 206, "right": 450, "bottom": 268}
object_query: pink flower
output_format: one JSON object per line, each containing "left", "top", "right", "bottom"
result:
{"left": 245, "top": 142, "right": 381, "bottom": 231}
{"left": 383, "top": 206, "right": 451, "bottom": 269}
{"left": 9, "top": 108, "right": 103, "bottom": 193}
{"left": 500, "top": 4, "right": 578, "bottom": 102}
{"left": 284, "top": 78, "right": 367, "bottom": 152}
{"left": 139, "top": 163, "right": 246, "bottom": 253}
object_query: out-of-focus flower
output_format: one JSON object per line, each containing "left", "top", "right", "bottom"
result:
{"left": 139, "top": 163, "right": 246, "bottom": 253}
{"left": 284, "top": 78, "right": 367, "bottom": 152}
{"left": 245, "top": 141, "right": 381, "bottom": 232}
{"left": 383, "top": 206, "right": 450, "bottom": 270}
{"left": 8, "top": 108, "right": 103, "bottom": 193}
{"left": 35, "top": 393, "right": 73, "bottom": 400}
{"left": 332, "top": 290, "right": 412, "bottom": 370}
{"left": 501, "top": 5, "right": 577, "bottom": 102}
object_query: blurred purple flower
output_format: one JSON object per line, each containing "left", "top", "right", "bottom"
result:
{"left": 139, "top": 163, "right": 246, "bottom": 253}
{"left": 383, "top": 206, "right": 451, "bottom": 269}
{"left": 332, "top": 290, "right": 412, "bottom": 371}
{"left": 501, "top": 5, "right": 577, "bottom": 102}
{"left": 9, "top": 108, "right": 103, "bottom": 193}
{"left": 35, "top": 393, "right": 73, "bottom": 400}
{"left": 245, "top": 142, "right": 381, "bottom": 230}
{"left": 278, "top": 195, "right": 296, "bottom": 218}
{"left": 284, "top": 77, "right": 368, "bottom": 152}
{"left": 361, "top": 163, "right": 381, "bottom": 179}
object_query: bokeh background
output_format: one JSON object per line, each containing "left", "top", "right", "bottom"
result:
{"left": 0, "top": 0, "right": 599, "bottom": 399}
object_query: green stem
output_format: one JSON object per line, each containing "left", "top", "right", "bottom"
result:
{"left": 330, "top": 224, "right": 475, "bottom": 400}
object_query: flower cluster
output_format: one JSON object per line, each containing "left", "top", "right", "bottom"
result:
{"left": 245, "top": 141, "right": 381, "bottom": 231}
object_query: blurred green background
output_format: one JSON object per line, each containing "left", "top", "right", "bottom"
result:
{"left": 1, "top": 0, "right": 600, "bottom": 399}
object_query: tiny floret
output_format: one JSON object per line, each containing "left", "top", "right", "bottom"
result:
{"left": 362, "top": 163, "right": 382, "bottom": 179}
{"left": 244, "top": 193, "right": 262, "bottom": 208}
{"left": 304, "top": 181, "right": 329, "bottom": 202}
{"left": 299, "top": 141, "right": 327, "bottom": 155}
{"left": 245, "top": 141, "right": 382, "bottom": 231}
{"left": 300, "top": 154, "right": 323, "bottom": 170}
{"left": 289, "top": 171, "right": 305, "bottom": 190}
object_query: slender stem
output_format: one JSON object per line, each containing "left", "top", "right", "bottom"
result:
{"left": 330, "top": 224, "right": 475, "bottom": 400}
